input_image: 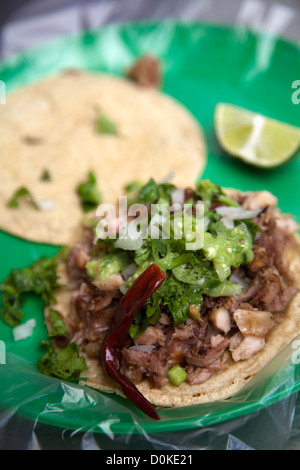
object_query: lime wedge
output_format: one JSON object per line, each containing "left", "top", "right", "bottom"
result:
{"left": 215, "top": 103, "right": 300, "bottom": 168}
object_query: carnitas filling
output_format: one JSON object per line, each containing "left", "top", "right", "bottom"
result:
{"left": 61, "top": 180, "right": 299, "bottom": 388}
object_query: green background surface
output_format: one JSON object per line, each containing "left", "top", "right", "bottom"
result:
{"left": 0, "top": 21, "right": 300, "bottom": 435}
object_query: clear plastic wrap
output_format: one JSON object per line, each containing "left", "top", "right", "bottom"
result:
{"left": 1, "top": 0, "right": 300, "bottom": 450}
{"left": 1, "top": 340, "right": 300, "bottom": 450}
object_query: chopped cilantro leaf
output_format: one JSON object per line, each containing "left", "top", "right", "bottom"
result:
{"left": 157, "top": 275, "right": 203, "bottom": 325}
{"left": 8, "top": 187, "right": 39, "bottom": 209}
{"left": 77, "top": 171, "right": 102, "bottom": 212}
{"left": 41, "top": 169, "right": 51, "bottom": 181}
{"left": 129, "top": 309, "right": 148, "bottom": 339}
{"left": 0, "top": 251, "right": 64, "bottom": 327}
{"left": 139, "top": 178, "right": 175, "bottom": 205}
{"left": 48, "top": 309, "right": 68, "bottom": 338}
{"left": 96, "top": 112, "right": 118, "bottom": 135}
{"left": 195, "top": 180, "right": 223, "bottom": 205}
{"left": 124, "top": 181, "right": 143, "bottom": 194}
{"left": 37, "top": 341, "right": 87, "bottom": 380}
{"left": 139, "top": 178, "right": 159, "bottom": 204}
{"left": 195, "top": 179, "right": 239, "bottom": 207}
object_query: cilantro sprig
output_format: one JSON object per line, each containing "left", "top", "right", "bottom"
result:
{"left": 0, "top": 251, "right": 65, "bottom": 327}
{"left": 38, "top": 306, "right": 87, "bottom": 381}
{"left": 77, "top": 171, "right": 102, "bottom": 212}
{"left": 37, "top": 341, "right": 87, "bottom": 381}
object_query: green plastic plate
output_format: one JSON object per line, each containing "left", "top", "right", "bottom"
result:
{"left": 1, "top": 20, "right": 300, "bottom": 435}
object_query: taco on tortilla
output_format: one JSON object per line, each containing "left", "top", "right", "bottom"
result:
{"left": 35, "top": 178, "right": 300, "bottom": 419}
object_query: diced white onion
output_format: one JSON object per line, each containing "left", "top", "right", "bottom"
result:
{"left": 13, "top": 319, "right": 36, "bottom": 342}
{"left": 171, "top": 188, "right": 185, "bottom": 206}
{"left": 114, "top": 236, "right": 143, "bottom": 251}
{"left": 221, "top": 217, "right": 235, "bottom": 229}
{"left": 197, "top": 277, "right": 205, "bottom": 286}
{"left": 36, "top": 200, "right": 55, "bottom": 211}
{"left": 216, "top": 206, "right": 261, "bottom": 220}
{"left": 114, "top": 222, "right": 143, "bottom": 250}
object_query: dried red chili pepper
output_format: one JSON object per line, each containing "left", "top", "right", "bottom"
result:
{"left": 101, "top": 263, "right": 167, "bottom": 420}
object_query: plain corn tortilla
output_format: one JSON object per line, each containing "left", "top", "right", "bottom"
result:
{"left": 45, "top": 220, "right": 300, "bottom": 408}
{"left": 0, "top": 71, "right": 206, "bottom": 246}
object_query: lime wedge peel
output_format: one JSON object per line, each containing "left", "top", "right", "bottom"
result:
{"left": 215, "top": 103, "right": 300, "bottom": 168}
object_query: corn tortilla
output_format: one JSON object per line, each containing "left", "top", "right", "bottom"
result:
{"left": 0, "top": 71, "right": 205, "bottom": 246}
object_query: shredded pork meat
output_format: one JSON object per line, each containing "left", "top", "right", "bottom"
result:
{"left": 126, "top": 55, "right": 161, "bottom": 88}
{"left": 63, "top": 192, "right": 299, "bottom": 389}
